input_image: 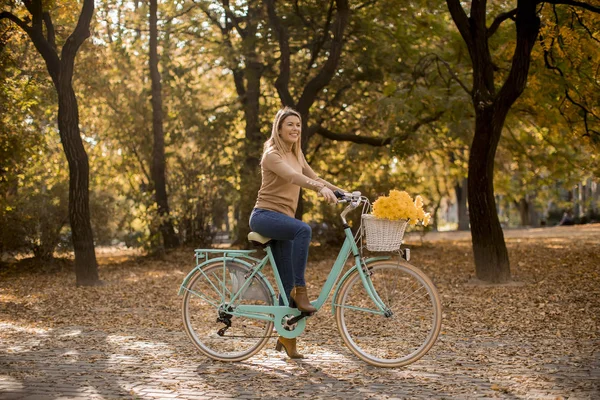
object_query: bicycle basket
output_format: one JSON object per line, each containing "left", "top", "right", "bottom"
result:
{"left": 361, "top": 214, "right": 408, "bottom": 252}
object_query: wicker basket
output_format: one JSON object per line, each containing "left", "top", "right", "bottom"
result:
{"left": 361, "top": 214, "right": 408, "bottom": 252}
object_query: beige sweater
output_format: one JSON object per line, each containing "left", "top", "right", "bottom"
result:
{"left": 255, "top": 149, "right": 342, "bottom": 217}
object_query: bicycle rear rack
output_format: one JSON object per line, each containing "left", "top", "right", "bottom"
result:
{"left": 194, "top": 249, "right": 261, "bottom": 265}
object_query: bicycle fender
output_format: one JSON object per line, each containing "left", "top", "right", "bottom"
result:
{"left": 177, "top": 256, "right": 275, "bottom": 299}
{"left": 330, "top": 256, "right": 391, "bottom": 315}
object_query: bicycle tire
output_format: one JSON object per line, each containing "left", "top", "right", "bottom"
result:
{"left": 334, "top": 260, "right": 442, "bottom": 367}
{"left": 182, "top": 260, "right": 274, "bottom": 361}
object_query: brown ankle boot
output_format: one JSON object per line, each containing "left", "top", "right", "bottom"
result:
{"left": 275, "top": 336, "right": 304, "bottom": 359}
{"left": 290, "top": 286, "right": 317, "bottom": 313}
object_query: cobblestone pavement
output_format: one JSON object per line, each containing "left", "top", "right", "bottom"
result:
{"left": 1, "top": 324, "right": 598, "bottom": 400}
{"left": 2, "top": 226, "right": 599, "bottom": 399}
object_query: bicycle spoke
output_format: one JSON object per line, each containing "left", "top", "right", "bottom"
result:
{"left": 181, "top": 286, "right": 221, "bottom": 308}
{"left": 209, "top": 271, "right": 234, "bottom": 299}
{"left": 333, "top": 303, "right": 384, "bottom": 314}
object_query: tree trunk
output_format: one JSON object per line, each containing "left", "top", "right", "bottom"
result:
{"left": 235, "top": 57, "right": 263, "bottom": 245}
{"left": 432, "top": 199, "right": 441, "bottom": 231}
{"left": 456, "top": 178, "right": 470, "bottom": 230}
{"left": 447, "top": 0, "right": 541, "bottom": 283}
{"left": 518, "top": 197, "right": 530, "bottom": 226}
{"left": 57, "top": 76, "right": 100, "bottom": 285}
{"left": 149, "top": 0, "right": 178, "bottom": 249}
{"left": 592, "top": 180, "right": 599, "bottom": 214}
{"left": 295, "top": 188, "right": 305, "bottom": 220}
{"left": 528, "top": 195, "right": 540, "bottom": 227}
{"left": 468, "top": 107, "right": 510, "bottom": 283}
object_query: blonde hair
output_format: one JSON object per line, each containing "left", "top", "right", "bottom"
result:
{"left": 262, "top": 107, "right": 303, "bottom": 163}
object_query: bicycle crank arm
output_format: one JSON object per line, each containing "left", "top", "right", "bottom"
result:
{"left": 286, "top": 311, "right": 314, "bottom": 326}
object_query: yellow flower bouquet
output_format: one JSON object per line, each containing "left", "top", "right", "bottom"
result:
{"left": 362, "top": 190, "right": 431, "bottom": 252}
{"left": 372, "top": 190, "right": 431, "bottom": 226}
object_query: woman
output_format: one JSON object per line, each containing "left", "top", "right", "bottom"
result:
{"left": 249, "top": 107, "right": 344, "bottom": 359}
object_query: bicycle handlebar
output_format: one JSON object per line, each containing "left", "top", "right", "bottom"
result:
{"left": 336, "top": 190, "right": 367, "bottom": 224}
{"left": 335, "top": 190, "right": 363, "bottom": 204}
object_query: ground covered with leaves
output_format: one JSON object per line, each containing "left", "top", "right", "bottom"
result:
{"left": 1, "top": 225, "right": 599, "bottom": 399}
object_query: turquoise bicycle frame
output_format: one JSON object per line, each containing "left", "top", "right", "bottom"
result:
{"left": 179, "top": 226, "right": 392, "bottom": 338}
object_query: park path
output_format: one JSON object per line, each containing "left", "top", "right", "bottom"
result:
{"left": 403, "top": 223, "right": 600, "bottom": 243}
{"left": 1, "top": 325, "right": 598, "bottom": 400}
{"left": 1, "top": 225, "right": 599, "bottom": 399}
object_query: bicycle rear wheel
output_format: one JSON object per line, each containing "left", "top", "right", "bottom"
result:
{"left": 182, "top": 260, "right": 274, "bottom": 361}
{"left": 335, "top": 260, "right": 442, "bottom": 367}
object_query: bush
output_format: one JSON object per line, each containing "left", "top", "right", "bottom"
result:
{"left": 0, "top": 181, "right": 69, "bottom": 259}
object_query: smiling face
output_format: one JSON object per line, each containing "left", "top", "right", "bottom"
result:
{"left": 279, "top": 115, "right": 301, "bottom": 146}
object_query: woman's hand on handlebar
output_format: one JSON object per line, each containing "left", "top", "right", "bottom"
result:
{"left": 319, "top": 187, "right": 338, "bottom": 204}
{"left": 334, "top": 190, "right": 362, "bottom": 204}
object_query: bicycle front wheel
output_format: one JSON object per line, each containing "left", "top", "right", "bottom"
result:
{"left": 335, "top": 260, "right": 442, "bottom": 367}
{"left": 182, "top": 260, "right": 274, "bottom": 361}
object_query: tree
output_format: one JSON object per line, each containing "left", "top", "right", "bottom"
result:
{"left": 76, "top": 0, "right": 239, "bottom": 250}
{"left": 265, "top": 0, "right": 349, "bottom": 217}
{"left": 196, "top": 0, "right": 267, "bottom": 244}
{"left": 0, "top": 39, "right": 69, "bottom": 259}
{"left": 149, "top": 0, "right": 179, "bottom": 249}
{"left": 446, "top": 0, "right": 600, "bottom": 282}
{"left": 1, "top": 0, "right": 100, "bottom": 285}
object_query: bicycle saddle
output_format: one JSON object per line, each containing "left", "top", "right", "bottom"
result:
{"left": 248, "top": 232, "right": 272, "bottom": 246}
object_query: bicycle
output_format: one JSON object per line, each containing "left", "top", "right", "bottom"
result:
{"left": 178, "top": 191, "right": 442, "bottom": 367}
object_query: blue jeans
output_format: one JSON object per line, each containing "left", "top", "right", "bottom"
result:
{"left": 249, "top": 208, "right": 312, "bottom": 305}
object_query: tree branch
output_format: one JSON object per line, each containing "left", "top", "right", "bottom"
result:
{"left": 293, "top": 0, "right": 314, "bottom": 30}
{"left": 232, "top": 68, "right": 246, "bottom": 99}
{"left": 542, "top": 44, "right": 599, "bottom": 140}
{"left": 0, "top": 11, "right": 30, "bottom": 32}
{"left": 60, "top": 0, "right": 94, "bottom": 81}
{"left": 574, "top": 10, "right": 600, "bottom": 44}
{"left": 164, "top": 3, "right": 198, "bottom": 24}
{"left": 296, "top": 0, "right": 349, "bottom": 115}
{"left": 412, "top": 111, "right": 446, "bottom": 133}
{"left": 265, "top": 0, "right": 294, "bottom": 106}
{"left": 315, "top": 126, "right": 393, "bottom": 146}
{"left": 315, "top": 111, "right": 445, "bottom": 146}
{"left": 541, "top": 0, "right": 600, "bottom": 14}
{"left": 1, "top": 7, "right": 60, "bottom": 85}
{"left": 196, "top": 2, "right": 226, "bottom": 34}
{"left": 445, "top": 0, "right": 474, "bottom": 52}
{"left": 564, "top": 89, "right": 600, "bottom": 136}
{"left": 42, "top": 11, "right": 56, "bottom": 50}
{"left": 431, "top": 53, "right": 472, "bottom": 96}
{"left": 496, "top": 2, "right": 540, "bottom": 111}
{"left": 542, "top": 47, "right": 564, "bottom": 77}
{"left": 487, "top": 8, "right": 517, "bottom": 38}
{"left": 222, "top": 0, "right": 247, "bottom": 39}
{"left": 305, "top": 0, "right": 334, "bottom": 72}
